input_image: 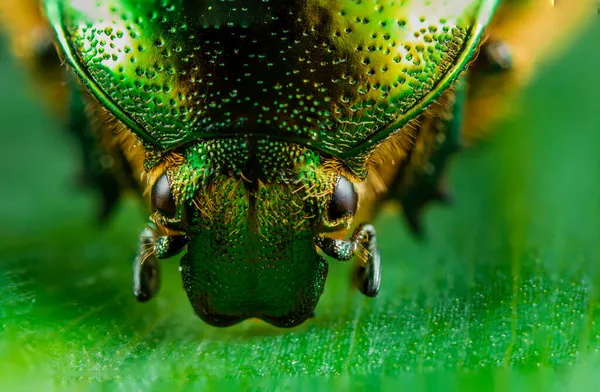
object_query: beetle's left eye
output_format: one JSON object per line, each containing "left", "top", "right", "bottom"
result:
{"left": 328, "top": 176, "right": 358, "bottom": 222}
{"left": 151, "top": 172, "right": 176, "bottom": 217}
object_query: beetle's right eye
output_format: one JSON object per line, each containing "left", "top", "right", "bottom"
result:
{"left": 151, "top": 173, "right": 176, "bottom": 217}
{"left": 328, "top": 176, "right": 358, "bottom": 222}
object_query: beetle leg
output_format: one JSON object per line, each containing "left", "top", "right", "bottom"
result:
{"left": 154, "top": 234, "right": 189, "bottom": 259}
{"left": 316, "top": 223, "right": 381, "bottom": 297}
{"left": 133, "top": 226, "right": 160, "bottom": 302}
{"left": 68, "top": 81, "right": 132, "bottom": 222}
{"left": 133, "top": 225, "right": 189, "bottom": 302}
{"left": 385, "top": 80, "right": 466, "bottom": 237}
{"left": 350, "top": 224, "right": 381, "bottom": 298}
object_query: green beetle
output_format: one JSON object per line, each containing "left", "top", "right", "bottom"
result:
{"left": 6, "top": 0, "right": 589, "bottom": 327}
{"left": 47, "top": 0, "right": 497, "bottom": 327}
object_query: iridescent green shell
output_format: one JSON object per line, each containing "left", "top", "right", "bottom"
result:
{"left": 44, "top": 0, "right": 499, "bottom": 166}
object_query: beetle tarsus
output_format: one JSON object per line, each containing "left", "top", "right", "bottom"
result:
{"left": 316, "top": 223, "right": 381, "bottom": 297}
{"left": 133, "top": 226, "right": 161, "bottom": 302}
{"left": 133, "top": 226, "right": 189, "bottom": 302}
{"left": 351, "top": 224, "right": 381, "bottom": 297}
{"left": 133, "top": 250, "right": 160, "bottom": 303}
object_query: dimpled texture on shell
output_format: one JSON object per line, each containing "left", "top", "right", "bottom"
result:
{"left": 45, "top": 0, "right": 498, "bottom": 158}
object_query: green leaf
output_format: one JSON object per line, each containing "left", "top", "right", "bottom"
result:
{"left": 1, "top": 22, "right": 599, "bottom": 390}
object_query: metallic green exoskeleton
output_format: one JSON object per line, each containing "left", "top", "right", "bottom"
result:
{"left": 36, "top": 0, "right": 503, "bottom": 327}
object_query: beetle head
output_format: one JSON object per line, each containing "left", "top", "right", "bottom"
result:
{"left": 147, "top": 140, "right": 360, "bottom": 327}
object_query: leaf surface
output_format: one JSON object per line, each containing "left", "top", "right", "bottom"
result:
{"left": 0, "top": 22, "right": 599, "bottom": 390}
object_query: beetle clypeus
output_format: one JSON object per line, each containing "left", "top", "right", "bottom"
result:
{"left": 0, "top": 0, "right": 594, "bottom": 327}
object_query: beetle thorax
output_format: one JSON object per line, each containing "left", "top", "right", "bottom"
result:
{"left": 59, "top": 0, "right": 478, "bottom": 158}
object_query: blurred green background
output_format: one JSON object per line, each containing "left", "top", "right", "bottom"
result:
{"left": 0, "top": 17, "right": 599, "bottom": 391}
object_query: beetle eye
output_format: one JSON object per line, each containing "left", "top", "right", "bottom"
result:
{"left": 328, "top": 176, "right": 358, "bottom": 221}
{"left": 151, "top": 172, "right": 177, "bottom": 216}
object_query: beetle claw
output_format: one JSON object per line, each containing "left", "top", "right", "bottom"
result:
{"left": 352, "top": 224, "right": 381, "bottom": 297}
{"left": 351, "top": 224, "right": 381, "bottom": 297}
{"left": 316, "top": 223, "right": 381, "bottom": 297}
{"left": 133, "top": 226, "right": 161, "bottom": 302}
{"left": 133, "top": 252, "right": 160, "bottom": 302}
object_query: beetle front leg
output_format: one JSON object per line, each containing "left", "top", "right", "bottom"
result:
{"left": 133, "top": 225, "right": 189, "bottom": 302}
{"left": 315, "top": 223, "right": 381, "bottom": 297}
